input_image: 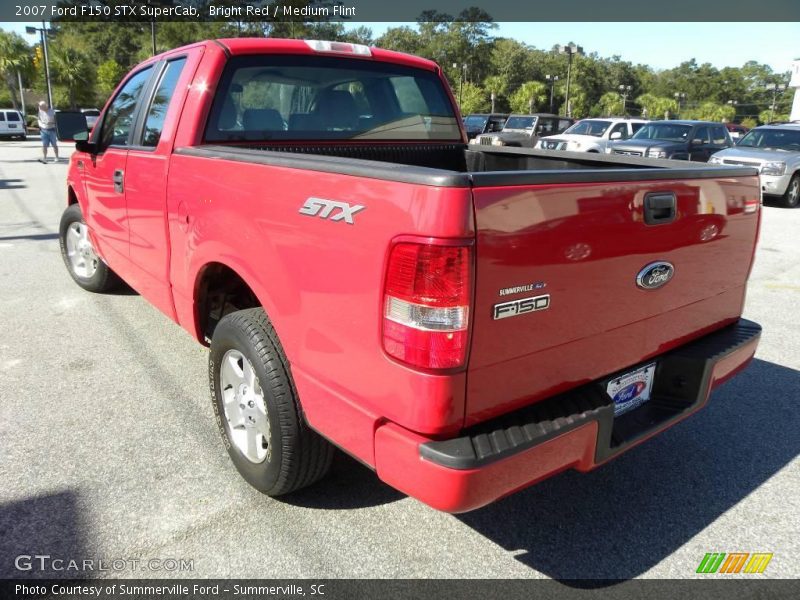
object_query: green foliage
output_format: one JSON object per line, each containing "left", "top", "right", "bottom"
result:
{"left": 759, "top": 109, "right": 790, "bottom": 123}
{"left": 0, "top": 30, "right": 33, "bottom": 110}
{"left": 509, "top": 81, "right": 547, "bottom": 113}
{"left": 97, "top": 60, "right": 124, "bottom": 102}
{"left": 636, "top": 93, "right": 679, "bottom": 120}
{"left": 596, "top": 91, "right": 624, "bottom": 116}
{"left": 457, "top": 82, "right": 489, "bottom": 114}
{"left": 49, "top": 44, "right": 95, "bottom": 108}
{"left": 682, "top": 102, "right": 736, "bottom": 122}
{"left": 741, "top": 117, "right": 758, "bottom": 129}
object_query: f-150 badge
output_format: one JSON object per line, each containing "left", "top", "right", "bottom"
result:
{"left": 299, "top": 197, "right": 365, "bottom": 225}
{"left": 493, "top": 294, "right": 550, "bottom": 320}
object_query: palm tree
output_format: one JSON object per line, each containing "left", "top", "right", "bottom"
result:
{"left": 510, "top": 81, "right": 548, "bottom": 114}
{"left": 0, "top": 31, "right": 32, "bottom": 111}
{"left": 50, "top": 45, "right": 90, "bottom": 109}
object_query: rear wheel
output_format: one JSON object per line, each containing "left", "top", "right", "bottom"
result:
{"left": 780, "top": 174, "right": 799, "bottom": 208}
{"left": 59, "top": 203, "right": 121, "bottom": 292}
{"left": 209, "top": 308, "right": 334, "bottom": 496}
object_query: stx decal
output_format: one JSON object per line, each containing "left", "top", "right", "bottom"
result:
{"left": 299, "top": 197, "right": 365, "bottom": 224}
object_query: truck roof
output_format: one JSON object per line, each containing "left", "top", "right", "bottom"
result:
{"left": 212, "top": 38, "right": 439, "bottom": 72}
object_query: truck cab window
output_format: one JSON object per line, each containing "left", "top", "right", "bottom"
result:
{"left": 141, "top": 58, "right": 187, "bottom": 147}
{"left": 98, "top": 66, "right": 153, "bottom": 149}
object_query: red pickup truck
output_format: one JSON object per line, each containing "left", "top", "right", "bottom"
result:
{"left": 57, "top": 38, "right": 762, "bottom": 513}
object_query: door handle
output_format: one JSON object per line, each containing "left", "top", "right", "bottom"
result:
{"left": 644, "top": 192, "right": 676, "bottom": 225}
{"left": 113, "top": 169, "right": 124, "bottom": 194}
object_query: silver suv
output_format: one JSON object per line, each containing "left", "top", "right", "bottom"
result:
{"left": 709, "top": 123, "right": 800, "bottom": 208}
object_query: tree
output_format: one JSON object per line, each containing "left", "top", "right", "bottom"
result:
{"left": 458, "top": 81, "right": 489, "bottom": 114}
{"left": 683, "top": 101, "right": 736, "bottom": 122}
{"left": 0, "top": 31, "right": 32, "bottom": 111}
{"left": 596, "top": 91, "right": 624, "bottom": 116}
{"left": 50, "top": 44, "right": 94, "bottom": 108}
{"left": 636, "top": 93, "right": 679, "bottom": 120}
{"left": 96, "top": 59, "right": 124, "bottom": 101}
{"left": 509, "top": 81, "right": 547, "bottom": 113}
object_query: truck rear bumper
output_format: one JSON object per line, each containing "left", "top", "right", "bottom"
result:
{"left": 373, "top": 318, "right": 761, "bottom": 513}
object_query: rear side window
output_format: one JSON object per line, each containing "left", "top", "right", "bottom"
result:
{"left": 205, "top": 55, "right": 460, "bottom": 142}
{"left": 99, "top": 66, "right": 153, "bottom": 148}
{"left": 711, "top": 126, "right": 728, "bottom": 145}
{"left": 0, "top": 113, "right": 5, "bottom": 122}
{"left": 693, "top": 126, "right": 711, "bottom": 144}
{"left": 631, "top": 122, "right": 645, "bottom": 134}
{"left": 7, "top": 112, "right": 20, "bottom": 122}
{"left": 141, "top": 58, "right": 187, "bottom": 147}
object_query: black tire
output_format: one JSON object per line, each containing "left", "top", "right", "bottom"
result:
{"left": 210, "top": 308, "right": 334, "bottom": 496}
{"left": 59, "top": 203, "right": 121, "bottom": 292}
{"left": 20, "top": 135, "right": 27, "bottom": 141}
{"left": 780, "top": 174, "right": 799, "bottom": 208}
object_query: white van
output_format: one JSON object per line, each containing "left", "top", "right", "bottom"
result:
{"left": 0, "top": 109, "right": 27, "bottom": 140}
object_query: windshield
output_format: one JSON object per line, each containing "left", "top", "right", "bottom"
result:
{"left": 631, "top": 123, "right": 692, "bottom": 142}
{"left": 205, "top": 55, "right": 461, "bottom": 142}
{"left": 504, "top": 116, "right": 536, "bottom": 130}
{"left": 564, "top": 119, "right": 612, "bottom": 137}
{"left": 464, "top": 115, "right": 488, "bottom": 132}
{"left": 736, "top": 128, "right": 800, "bottom": 151}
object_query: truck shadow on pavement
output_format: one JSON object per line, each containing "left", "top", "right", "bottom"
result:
{"left": 0, "top": 490, "right": 87, "bottom": 579}
{"left": 456, "top": 358, "right": 800, "bottom": 583}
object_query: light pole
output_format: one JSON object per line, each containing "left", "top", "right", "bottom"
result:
{"left": 452, "top": 62, "right": 467, "bottom": 107}
{"left": 619, "top": 84, "right": 632, "bottom": 115}
{"left": 674, "top": 92, "right": 687, "bottom": 118}
{"left": 545, "top": 74, "right": 559, "bottom": 114}
{"left": 555, "top": 43, "right": 583, "bottom": 117}
{"left": 490, "top": 92, "right": 496, "bottom": 113}
{"left": 766, "top": 82, "right": 788, "bottom": 122}
{"left": 25, "top": 22, "right": 53, "bottom": 109}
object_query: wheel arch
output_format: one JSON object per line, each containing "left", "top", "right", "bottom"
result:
{"left": 193, "top": 261, "right": 263, "bottom": 345}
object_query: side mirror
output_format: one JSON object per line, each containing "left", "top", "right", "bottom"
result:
{"left": 55, "top": 110, "right": 89, "bottom": 142}
{"left": 73, "top": 130, "right": 97, "bottom": 154}
{"left": 609, "top": 131, "right": 622, "bottom": 140}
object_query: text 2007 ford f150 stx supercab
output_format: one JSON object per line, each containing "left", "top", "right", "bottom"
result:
{"left": 57, "top": 39, "right": 762, "bottom": 512}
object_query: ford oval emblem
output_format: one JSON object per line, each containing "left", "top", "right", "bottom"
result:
{"left": 636, "top": 261, "right": 674, "bottom": 290}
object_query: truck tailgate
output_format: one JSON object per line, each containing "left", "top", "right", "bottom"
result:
{"left": 466, "top": 175, "right": 760, "bottom": 426}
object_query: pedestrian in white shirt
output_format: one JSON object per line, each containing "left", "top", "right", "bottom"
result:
{"left": 37, "top": 101, "right": 59, "bottom": 163}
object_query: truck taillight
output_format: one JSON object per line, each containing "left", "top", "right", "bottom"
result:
{"left": 304, "top": 40, "right": 372, "bottom": 56}
{"left": 382, "top": 242, "right": 472, "bottom": 370}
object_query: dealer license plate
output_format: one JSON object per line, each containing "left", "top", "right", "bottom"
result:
{"left": 606, "top": 362, "right": 656, "bottom": 417}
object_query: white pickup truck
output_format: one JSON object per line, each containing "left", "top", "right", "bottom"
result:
{"left": 536, "top": 117, "right": 647, "bottom": 153}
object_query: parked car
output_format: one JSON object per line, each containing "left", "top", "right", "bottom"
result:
{"left": 471, "top": 113, "right": 574, "bottom": 147}
{"left": 726, "top": 123, "right": 750, "bottom": 142}
{"left": 710, "top": 123, "right": 800, "bottom": 207}
{"left": 463, "top": 113, "right": 508, "bottom": 140}
{"left": 56, "top": 38, "right": 761, "bottom": 513}
{"left": 607, "top": 120, "right": 733, "bottom": 161}
{"left": 0, "top": 108, "right": 27, "bottom": 140}
{"left": 536, "top": 117, "right": 647, "bottom": 153}
{"left": 81, "top": 108, "right": 101, "bottom": 130}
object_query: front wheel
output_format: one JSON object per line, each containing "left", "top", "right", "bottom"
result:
{"left": 59, "top": 203, "right": 121, "bottom": 292}
{"left": 780, "top": 174, "right": 799, "bottom": 208}
{"left": 209, "top": 308, "right": 334, "bottom": 496}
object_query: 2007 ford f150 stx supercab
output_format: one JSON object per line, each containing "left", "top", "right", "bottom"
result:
{"left": 57, "top": 38, "right": 762, "bottom": 512}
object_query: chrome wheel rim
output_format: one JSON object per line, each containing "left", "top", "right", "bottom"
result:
{"left": 789, "top": 179, "right": 799, "bottom": 205}
{"left": 220, "top": 349, "right": 270, "bottom": 464}
{"left": 65, "top": 222, "right": 99, "bottom": 278}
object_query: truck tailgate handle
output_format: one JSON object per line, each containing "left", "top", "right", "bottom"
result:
{"left": 644, "top": 192, "right": 676, "bottom": 225}
{"left": 113, "top": 169, "right": 124, "bottom": 194}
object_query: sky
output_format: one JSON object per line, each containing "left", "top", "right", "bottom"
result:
{"left": 2, "top": 20, "right": 798, "bottom": 72}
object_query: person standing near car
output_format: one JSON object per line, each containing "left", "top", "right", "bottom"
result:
{"left": 37, "top": 100, "right": 59, "bottom": 163}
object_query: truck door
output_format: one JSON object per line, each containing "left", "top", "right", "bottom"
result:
{"left": 82, "top": 66, "right": 156, "bottom": 264}
{"left": 688, "top": 125, "right": 713, "bottom": 161}
{"left": 124, "top": 55, "right": 192, "bottom": 319}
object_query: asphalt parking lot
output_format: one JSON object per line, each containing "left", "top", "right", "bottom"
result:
{"left": 0, "top": 136, "right": 798, "bottom": 581}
